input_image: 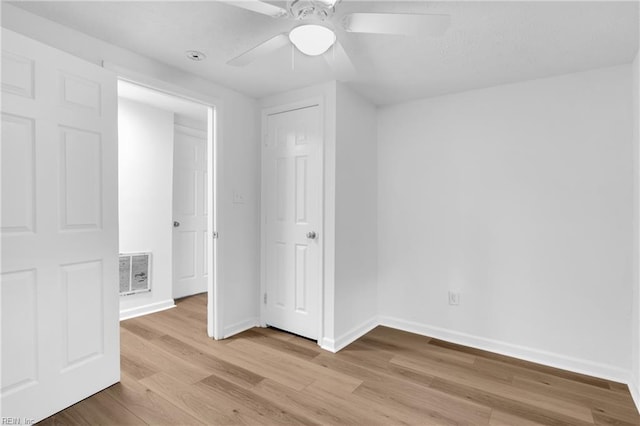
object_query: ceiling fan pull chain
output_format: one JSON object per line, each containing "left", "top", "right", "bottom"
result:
{"left": 291, "top": 44, "right": 295, "bottom": 70}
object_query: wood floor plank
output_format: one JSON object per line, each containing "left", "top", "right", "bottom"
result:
{"left": 429, "top": 377, "right": 594, "bottom": 426}
{"left": 429, "top": 338, "right": 613, "bottom": 389}
{"left": 362, "top": 333, "right": 478, "bottom": 365}
{"left": 150, "top": 334, "right": 264, "bottom": 389}
{"left": 67, "top": 390, "right": 146, "bottom": 425}
{"left": 228, "top": 339, "right": 363, "bottom": 393}
{"left": 197, "top": 338, "right": 314, "bottom": 391}
{"left": 511, "top": 375, "right": 640, "bottom": 421}
{"left": 392, "top": 354, "right": 594, "bottom": 423}
{"left": 105, "top": 373, "right": 206, "bottom": 425}
{"left": 197, "top": 374, "right": 318, "bottom": 425}
{"left": 353, "top": 376, "right": 492, "bottom": 425}
{"left": 312, "top": 350, "right": 435, "bottom": 389}
{"left": 478, "top": 357, "right": 635, "bottom": 407}
{"left": 489, "top": 410, "right": 546, "bottom": 426}
{"left": 120, "top": 353, "right": 157, "bottom": 381}
{"left": 41, "top": 293, "right": 640, "bottom": 425}
{"left": 232, "top": 329, "right": 322, "bottom": 360}
{"left": 305, "top": 378, "right": 446, "bottom": 425}
{"left": 252, "top": 378, "right": 403, "bottom": 425}
{"left": 592, "top": 410, "right": 640, "bottom": 426}
{"left": 120, "top": 319, "right": 166, "bottom": 341}
{"left": 139, "top": 372, "right": 241, "bottom": 424}
{"left": 120, "top": 327, "right": 211, "bottom": 385}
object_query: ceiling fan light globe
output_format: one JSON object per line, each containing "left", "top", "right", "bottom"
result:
{"left": 289, "top": 24, "right": 336, "bottom": 56}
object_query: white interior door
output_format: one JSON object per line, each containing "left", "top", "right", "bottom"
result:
{"left": 173, "top": 124, "right": 208, "bottom": 299}
{"left": 263, "top": 105, "right": 322, "bottom": 340}
{"left": 1, "top": 29, "right": 119, "bottom": 422}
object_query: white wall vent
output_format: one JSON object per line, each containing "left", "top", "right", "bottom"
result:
{"left": 119, "top": 252, "right": 151, "bottom": 296}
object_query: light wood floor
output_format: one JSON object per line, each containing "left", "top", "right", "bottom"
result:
{"left": 41, "top": 294, "right": 639, "bottom": 425}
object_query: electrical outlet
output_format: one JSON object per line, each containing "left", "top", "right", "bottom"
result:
{"left": 448, "top": 291, "right": 460, "bottom": 306}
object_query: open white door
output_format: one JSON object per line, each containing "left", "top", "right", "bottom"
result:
{"left": 263, "top": 105, "right": 322, "bottom": 340}
{"left": 1, "top": 29, "right": 120, "bottom": 422}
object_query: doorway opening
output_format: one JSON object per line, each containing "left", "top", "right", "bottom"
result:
{"left": 116, "top": 80, "right": 216, "bottom": 335}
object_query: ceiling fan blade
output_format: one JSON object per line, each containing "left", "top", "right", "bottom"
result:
{"left": 227, "top": 33, "right": 290, "bottom": 66}
{"left": 342, "top": 13, "right": 451, "bottom": 36}
{"left": 220, "top": 0, "right": 288, "bottom": 18}
{"left": 323, "top": 41, "right": 357, "bottom": 81}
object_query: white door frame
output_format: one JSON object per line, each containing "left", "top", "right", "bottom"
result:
{"left": 260, "top": 97, "right": 325, "bottom": 342}
{"left": 104, "top": 62, "right": 222, "bottom": 339}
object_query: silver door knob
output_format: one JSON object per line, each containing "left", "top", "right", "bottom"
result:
{"left": 173, "top": 221, "right": 180, "bottom": 227}
{"left": 306, "top": 231, "right": 317, "bottom": 240}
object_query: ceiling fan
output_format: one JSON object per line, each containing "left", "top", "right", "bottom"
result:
{"left": 223, "top": 0, "right": 451, "bottom": 75}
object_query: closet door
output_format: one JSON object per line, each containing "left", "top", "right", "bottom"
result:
{"left": 263, "top": 105, "right": 322, "bottom": 340}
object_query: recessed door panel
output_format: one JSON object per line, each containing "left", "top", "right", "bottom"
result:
{"left": 61, "top": 260, "right": 104, "bottom": 371}
{"left": 60, "top": 72, "right": 101, "bottom": 114}
{"left": 295, "top": 156, "right": 308, "bottom": 224}
{"left": 1, "top": 114, "right": 35, "bottom": 234}
{"left": 175, "top": 230, "right": 197, "bottom": 279}
{"left": 294, "top": 244, "right": 307, "bottom": 313}
{"left": 1, "top": 269, "right": 38, "bottom": 394}
{"left": 1, "top": 51, "right": 34, "bottom": 98}
{"left": 59, "top": 126, "right": 102, "bottom": 230}
{"left": 175, "top": 169, "right": 197, "bottom": 216}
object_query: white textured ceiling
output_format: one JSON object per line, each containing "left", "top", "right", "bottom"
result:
{"left": 9, "top": 1, "right": 640, "bottom": 105}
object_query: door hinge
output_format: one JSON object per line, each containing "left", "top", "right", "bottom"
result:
{"left": 263, "top": 293, "right": 267, "bottom": 304}
{"left": 212, "top": 231, "right": 219, "bottom": 239}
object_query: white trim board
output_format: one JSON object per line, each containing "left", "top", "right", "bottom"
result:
{"left": 378, "top": 316, "right": 630, "bottom": 384}
{"left": 119, "top": 299, "right": 175, "bottom": 321}
{"left": 223, "top": 317, "right": 259, "bottom": 339}
{"left": 320, "top": 316, "right": 379, "bottom": 353}
{"left": 630, "top": 377, "right": 640, "bottom": 414}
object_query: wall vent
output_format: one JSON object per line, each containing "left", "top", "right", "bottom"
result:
{"left": 119, "top": 252, "right": 151, "bottom": 296}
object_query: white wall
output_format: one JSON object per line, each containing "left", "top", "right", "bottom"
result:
{"left": 631, "top": 50, "right": 640, "bottom": 409}
{"left": 2, "top": 4, "right": 261, "bottom": 337}
{"left": 333, "top": 83, "right": 378, "bottom": 346}
{"left": 378, "top": 65, "right": 633, "bottom": 381}
{"left": 118, "top": 98, "right": 175, "bottom": 318}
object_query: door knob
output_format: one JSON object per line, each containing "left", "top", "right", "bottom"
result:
{"left": 173, "top": 221, "right": 180, "bottom": 228}
{"left": 306, "top": 231, "right": 317, "bottom": 240}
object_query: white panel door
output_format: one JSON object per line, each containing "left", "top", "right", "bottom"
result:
{"left": 173, "top": 124, "right": 208, "bottom": 299}
{"left": 1, "top": 29, "right": 119, "bottom": 422}
{"left": 263, "top": 105, "right": 321, "bottom": 340}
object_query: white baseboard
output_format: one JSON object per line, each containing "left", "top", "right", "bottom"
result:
{"left": 223, "top": 317, "right": 259, "bottom": 338}
{"left": 120, "top": 299, "right": 175, "bottom": 321}
{"left": 320, "top": 316, "right": 379, "bottom": 353}
{"left": 379, "top": 316, "right": 630, "bottom": 384}
{"left": 630, "top": 376, "right": 640, "bottom": 414}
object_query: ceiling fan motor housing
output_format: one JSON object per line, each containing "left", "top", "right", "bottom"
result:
{"left": 288, "top": 0, "right": 337, "bottom": 21}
